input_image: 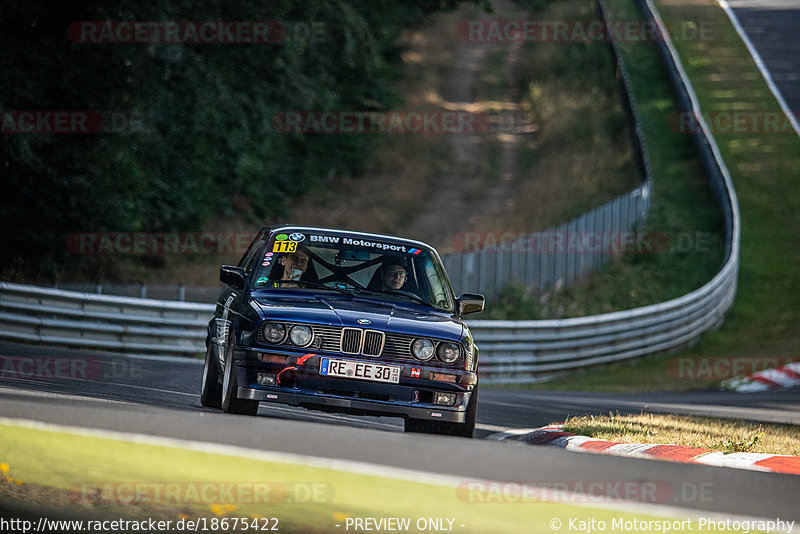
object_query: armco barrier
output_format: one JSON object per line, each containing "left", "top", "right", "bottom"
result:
{"left": 0, "top": 282, "right": 213, "bottom": 356}
{"left": 0, "top": 0, "right": 740, "bottom": 383}
{"left": 470, "top": 255, "right": 736, "bottom": 382}
{"left": 0, "top": 250, "right": 737, "bottom": 382}
{"left": 443, "top": 183, "right": 651, "bottom": 300}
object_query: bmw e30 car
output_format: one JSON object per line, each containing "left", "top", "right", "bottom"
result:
{"left": 201, "top": 226, "right": 484, "bottom": 437}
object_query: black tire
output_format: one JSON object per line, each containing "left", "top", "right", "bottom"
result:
{"left": 403, "top": 386, "right": 478, "bottom": 438}
{"left": 438, "top": 386, "right": 478, "bottom": 438}
{"left": 200, "top": 340, "right": 222, "bottom": 408}
{"left": 221, "top": 333, "right": 259, "bottom": 416}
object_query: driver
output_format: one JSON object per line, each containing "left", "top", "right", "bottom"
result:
{"left": 379, "top": 257, "right": 408, "bottom": 291}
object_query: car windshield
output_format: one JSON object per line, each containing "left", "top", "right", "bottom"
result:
{"left": 250, "top": 231, "right": 454, "bottom": 311}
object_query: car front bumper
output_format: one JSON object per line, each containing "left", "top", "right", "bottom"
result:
{"left": 235, "top": 348, "right": 475, "bottom": 422}
{"left": 238, "top": 386, "right": 466, "bottom": 422}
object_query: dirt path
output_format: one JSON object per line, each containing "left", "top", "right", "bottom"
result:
{"left": 405, "top": 39, "right": 491, "bottom": 241}
{"left": 407, "top": 26, "right": 529, "bottom": 250}
{"left": 287, "top": 2, "right": 535, "bottom": 251}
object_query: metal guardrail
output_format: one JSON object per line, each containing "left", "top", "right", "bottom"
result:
{"left": 51, "top": 282, "right": 220, "bottom": 303}
{"left": 443, "top": 183, "right": 651, "bottom": 300}
{"left": 0, "top": 282, "right": 213, "bottom": 356}
{"left": 470, "top": 258, "right": 736, "bottom": 381}
{"left": 0, "top": 0, "right": 740, "bottom": 383}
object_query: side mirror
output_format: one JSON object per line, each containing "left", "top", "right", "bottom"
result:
{"left": 457, "top": 293, "right": 485, "bottom": 315}
{"left": 220, "top": 265, "right": 246, "bottom": 291}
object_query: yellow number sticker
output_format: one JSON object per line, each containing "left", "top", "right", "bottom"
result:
{"left": 272, "top": 241, "right": 298, "bottom": 253}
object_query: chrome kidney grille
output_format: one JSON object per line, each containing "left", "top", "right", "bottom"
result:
{"left": 362, "top": 330, "right": 385, "bottom": 356}
{"left": 340, "top": 327, "right": 385, "bottom": 356}
{"left": 341, "top": 327, "right": 363, "bottom": 354}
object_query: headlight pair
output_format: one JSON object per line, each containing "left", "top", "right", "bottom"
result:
{"left": 261, "top": 322, "right": 313, "bottom": 347}
{"left": 411, "top": 339, "right": 461, "bottom": 364}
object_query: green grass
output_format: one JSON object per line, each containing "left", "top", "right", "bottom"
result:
{"left": 502, "top": 0, "right": 800, "bottom": 391}
{"left": 0, "top": 422, "right": 744, "bottom": 533}
{"left": 652, "top": 1, "right": 800, "bottom": 363}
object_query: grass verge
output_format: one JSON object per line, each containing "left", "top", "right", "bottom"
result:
{"left": 0, "top": 422, "right": 736, "bottom": 533}
{"left": 499, "top": 0, "right": 800, "bottom": 391}
{"left": 647, "top": 2, "right": 800, "bottom": 374}
{"left": 473, "top": 0, "right": 724, "bottom": 321}
{"left": 560, "top": 413, "right": 800, "bottom": 456}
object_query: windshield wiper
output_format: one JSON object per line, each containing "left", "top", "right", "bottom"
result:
{"left": 258, "top": 280, "right": 434, "bottom": 307}
{"left": 255, "top": 279, "right": 355, "bottom": 296}
{"left": 355, "top": 288, "right": 432, "bottom": 307}
{"left": 300, "top": 280, "right": 360, "bottom": 296}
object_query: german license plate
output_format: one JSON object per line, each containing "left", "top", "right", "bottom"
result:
{"left": 320, "top": 358, "right": 400, "bottom": 384}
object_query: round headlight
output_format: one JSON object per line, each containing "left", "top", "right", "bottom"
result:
{"left": 289, "top": 325, "right": 313, "bottom": 347}
{"left": 437, "top": 342, "right": 461, "bottom": 364}
{"left": 411, "top": 338, "right": 435, "bottom": 361}
{"left": 262, "top": 322, "right": 286, "bottom": 344}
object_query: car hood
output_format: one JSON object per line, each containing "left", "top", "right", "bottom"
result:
{"left": 251, "top": 292, "right": 464, "bottom": 341}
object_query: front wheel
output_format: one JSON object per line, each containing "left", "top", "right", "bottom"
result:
{"left": 200, "top": 340, "right": 222, "bottom": 408}
{"left": 221, "top": 333, "right": 259, "bottom": 416}
{"left": 404, "top": 386, "right": 478, "bottom": 438}
{"left": 439, "top": 386, "right": 477, "bottom": 438}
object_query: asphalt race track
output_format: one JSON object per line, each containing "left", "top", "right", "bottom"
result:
{"left": 1, "top": 341, "right": 799, "bottom": 523}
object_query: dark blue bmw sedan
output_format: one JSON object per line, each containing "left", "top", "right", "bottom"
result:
{"left": 201, "top": 226, "right": 484, "bottom": 437}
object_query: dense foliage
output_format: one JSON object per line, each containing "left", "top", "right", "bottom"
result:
{"left": 0, "top": 0, "right": 479, "bottom": 279}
